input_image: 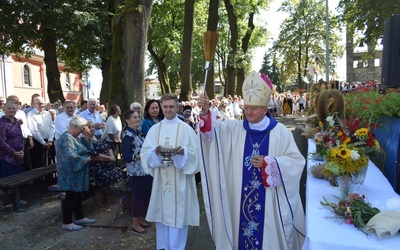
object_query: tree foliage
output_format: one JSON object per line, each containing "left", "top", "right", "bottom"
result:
{"left": 337, "top": 0, "right": 400, "bottom": 47}
{"left": 259, "top": 51, "right": 282, "bottom": 92}
{"left": 218, "top": 0, "right": 269, "bottom": 97}
{"left": 0, "top": 0, "right": 112, "bottom": 102}
{"left": 146, "top": 0, "right": 212, "bottom": 96}
{"left": 272, "top": 0, "right": 343, "bottom": 90}
{"left": 146, "top": 0, "right": 269, "bottom": 98}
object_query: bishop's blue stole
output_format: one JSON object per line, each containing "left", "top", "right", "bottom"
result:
{"left": 238, "top": 116, "right": 277, "bottom": 249}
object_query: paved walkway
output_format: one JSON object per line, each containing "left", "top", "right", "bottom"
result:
{"left": 275, "top": 115, "right": 308, "bottom": 208}
{"left": 186, "top": 115, "right": 308, "bottom": 249}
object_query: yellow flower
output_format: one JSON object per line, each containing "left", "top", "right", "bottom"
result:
{"left": 337, "top": 131, "right": 343, "bottom": 137}
{"left": 343, "top": 138, "right": 351, "bottom": 145}
{"left": 337, "top": 146, "right": 351, "bottom": 159}
{"left": 355, "top": 128, "right": 368, "bottom": 137}
{"left": 325, "top": 144, "right": 369, "bottom": 176}
{"left": 374, "top": 139, "right": 380, "bottom": 148}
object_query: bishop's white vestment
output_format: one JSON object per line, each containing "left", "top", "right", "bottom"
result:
{"left": 141, "top": 117, "right": 200, "bottom": 229}
{"left": 200, "top": 114, "right": 305, "bottom": 250}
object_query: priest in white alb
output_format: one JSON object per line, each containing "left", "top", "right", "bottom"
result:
{"left": 198, "top": 71, "right": 306, "bottom": 250}
{"left": 141, "top": 93, "right": 200, "bottom": 250}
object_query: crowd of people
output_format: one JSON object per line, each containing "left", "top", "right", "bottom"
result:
{"left": 0, "top": 70, "right": 307, "bottom": 249}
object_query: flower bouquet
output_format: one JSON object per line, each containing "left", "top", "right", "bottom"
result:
{"left": 338, "top": 117, "right": 380, "bottom": 158}
{"left": 313, "top": 116, "right": 338, "bottom": 159}
{"left": 323, "top": 144, "right": 369, "bottom": 177}
{"left": 323, "top": 142, "right": 369, "bottom": 196}
{"left": 320, "top": 193, "right": 380, "bottom": 234}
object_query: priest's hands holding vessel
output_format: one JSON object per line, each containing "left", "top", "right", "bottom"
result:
{"left": 155, "top": 145, "right": 184, "bottom": 156}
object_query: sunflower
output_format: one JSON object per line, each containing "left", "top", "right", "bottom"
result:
{"left": 325, "top": 144, "right": 369, "bottom": 176}
{"left": 336, "top": 146, "right": 351, "bottom": 159}
{"left": 355, "top": 128, "right": 368, "bottom": 137}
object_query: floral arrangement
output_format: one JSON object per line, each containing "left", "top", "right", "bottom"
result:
{"left": 324, "top": 142, "right": 369, "bottom": 177}
{"left": 338, "top": 117, "right": 381, "bottom": 158}
{"left": 320, "top": 193, "right": 380, "bottom": 234}
{"left": 311, "top": 113, "right": 375, "bottom": 177}
{"left": 313, "top": 116, "right": 338, "bottom": 158}
{"left": 344, "top": 88, "right": 400, "bottom": 122}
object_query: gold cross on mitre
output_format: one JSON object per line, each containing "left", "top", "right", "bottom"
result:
{"left": 242, "top": 70, "right": 272, "bottom": 107}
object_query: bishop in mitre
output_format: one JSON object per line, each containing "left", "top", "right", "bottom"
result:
{"left": 198, "top": 70, "right": 306, "bottom": 250}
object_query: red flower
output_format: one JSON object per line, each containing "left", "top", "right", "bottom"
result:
{"left": 366, "top": 133, "right": 375, "bottom": 147}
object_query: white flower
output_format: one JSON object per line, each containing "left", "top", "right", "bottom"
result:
{"left": 326, "top": 116, "right": 335, "bottom": 127}
{"left": 350, "top": 150, "right": 360, "bottom": 160}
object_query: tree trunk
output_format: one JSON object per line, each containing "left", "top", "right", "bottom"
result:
{"left": 180, "top": 0, "right": 195, "bottom": 101}
{"left": 109, "top": 0, "right": 153, "bottom": 113}
{"left": 236, "top": 69, "right": 244, "bottom": 96}
{"left": 367, "top": 40, "right": 376, "bottom": 81}
{"left": 204, "top": 0, "right": 219, "bottom": 99}
{"left": 298, "top": 40, "right": 302, "bottom": 88}
{"left": 148, "top": 42, "right": 171, "bottom": 95}
{"left": 99, "top": 0, "right": 114, "bottom": 104}
{"left": 100, "top": 58, "right": 111, "bottom": 104}
{"left": 157, "top": 63, "right": 170, "bottom": 95}
{"left": 41, "top": 34, "right": 64, "bottom": 103}
{"left": 346, "top": 28, "right": 354, "bottom": 83}
{"left": 224, "top": 0, "right": 238, "bottom": 97}
{"left": 236, "top": 12, "right": 255, "bottom": 97}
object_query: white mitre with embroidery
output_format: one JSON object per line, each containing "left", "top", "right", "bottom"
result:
{"left": 242, "top": 70, "right": 273, "bottom": 107}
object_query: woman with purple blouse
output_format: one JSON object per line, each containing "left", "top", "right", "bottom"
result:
{"left": 0, "top": 102, "right": 25, "bottom": 178}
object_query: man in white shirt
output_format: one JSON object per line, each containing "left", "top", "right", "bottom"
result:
{"left": 74, "top": 100, "right": 87, "bottom": 115}
{"left": 229, "top": 97, "right": 242, "bottom": 120}
{"left": 27, "top": 96, "right": 55, "bottom": 168}
{"left": 299, "top": 94, "right": 306, "bottom": 112}
{"left": 79, "top": 98, "right": 104, "bottom": 138}
{"left": 24, "top": 93, "right": 40, "bottom": 115}
{"left": 52, "top": 101, "right": 61, "bottom": 115}
{"left": 141, "top": 93, "right": 200, "bottom": 250}
{"left": 54, "top": 100, "right": 75, "bottom": 140}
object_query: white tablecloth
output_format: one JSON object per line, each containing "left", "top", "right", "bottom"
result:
{"left": 302, "top": 139, "right": 400, "bottom": 250}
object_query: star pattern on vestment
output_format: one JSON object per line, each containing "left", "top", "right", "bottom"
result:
{"left": 244, "top": 79, "right": 262, "bottom": 102}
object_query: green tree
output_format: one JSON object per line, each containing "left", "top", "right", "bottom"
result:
{"left": 179, "top": 0, "right": 196, "bottom": 101}
{"left": 147, "top": 0, "right": 186, "bottom": 95}
{"left": 0, "top": 0, "right": 111, "bottom": 102}
{"left": 337, "top": 0, "right": 400, "bottom": 47}
{"left": 146, "top": 0, "right": 209, "bottom": 97}
{"left": 259, "top": 51, "right": 282, "bottom": 92}
{"left": 97, "top": 1, "right": 115, "bottom": 104}
{"left": 273, "top": 0, "right": 343, "bottom": 90}
{"left": 212, "top": 0, "right": 268, "bottom": 97}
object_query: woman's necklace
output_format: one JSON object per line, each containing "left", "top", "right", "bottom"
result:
{"left": 248, "top": 132, "right": 269, "bottom": 157}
